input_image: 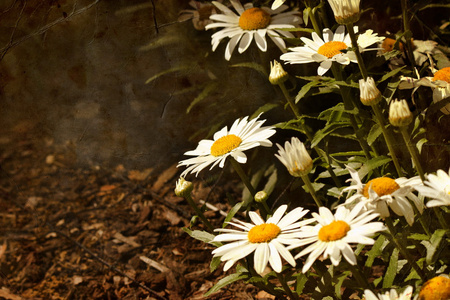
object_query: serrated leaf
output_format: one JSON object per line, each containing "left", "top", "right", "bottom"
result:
{"left": 296, "top": 272, "right": 308, "bottom": 294}
{"left": 408, "top": 233, "right": 430, "bottom": 241}
{"left": 186, "top": 81, "right": 218, "bottom": 113}
{"left": 223, "top": 202, "right": 243, "bottom": 228}
{"left": 382, "top": 247, "right": 398, "bottom": 288}
{"left": 231, "top": 62, "right": 267, "bottom": 77}
{"left": 295, "top": 81, "right": 321, "bottom": 103}
{"left": 358, "top": 156, "right": 392, "bottom": 179}
{"left": 311, "top": 123, "right": 351, "bottom": 148}
{"left": 204, "top": 272, "right": 249, "bottom": 296}
{"left": 367, "top": 123, "right": 382, "bottom": 146}
{"left": 334, "top": 271, "right": 351, "bottom": 299}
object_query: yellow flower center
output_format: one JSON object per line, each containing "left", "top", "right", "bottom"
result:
{"left": 317, "top": 41, "right": 348, "bottom": 58}
{"left": 210, "top": 134, "right": 242, "bottom": 157}
{"left": 239, "top": 7, "right": 271, "bottom": 31}
{"left": 318, "top": 220, "right": 350, "bottom": 242}
{"left": 418, "top": 276, "right": 450, "bottom": 300}
{"left": 363, "top": 177, "right": 400, "bottom": 198}
{"left": 248, "top": 223, "right": 281, "bottom": 243}
{"left": 432, "top": 67, "right": 450, "bottom": 83}
{"left": 381, "top": 38, "right": 405, "bottom": 53}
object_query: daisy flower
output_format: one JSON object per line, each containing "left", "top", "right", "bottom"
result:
{"left": 399, "top": 66, "right": 450, "bottom": 114}
{"left": 205, "top": 0, "right": 301, "bottom": 61}
{"left": 212, "top": 205, "right": 312, "bottom": 274}
{"left": 364, "top": 286, "right": 414, "bottom": 300}
{"left": 289, "top": 202, "right": 385, "bottom": 273}
{"left": 178, "top": 114, "right": 276, "bottom": 177}
{"left": 342, "top": 167, "right": 423, "bottom": 226}
{"left": 280, "top": 26, "right": 384, "bottom": 75}
{"left": 275, "top": 137, "right": 313, "bottom": 177}
{"left": 414, "top": 168, "right": 450, "bottom": 207}
{"left": 178, "top": 1, "right": 220, "bottom": 30}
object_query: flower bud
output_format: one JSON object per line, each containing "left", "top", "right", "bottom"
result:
{"left": 275, "top": 137, "right": 313, "bottom": 177}
{"left": 254, "top": 191, "right": 269, "bottom": 203}
{"left": 269, "top": 60, "right": 289, "bottom": 85}
{"left": 359, "top": 77, "right": 381, "bottom": 106}
{"left": 175, "top": 177, "right": 193, "bottom": 197}
{"left": 389, "top": 99, "right": 413, "bottom": 127}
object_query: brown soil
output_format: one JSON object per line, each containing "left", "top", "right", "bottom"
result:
{"left": 0, "top": 120, "right": 262, "bottom": 300}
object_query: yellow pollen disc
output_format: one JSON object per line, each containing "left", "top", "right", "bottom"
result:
{"left": 432, "top": 67, "right": 450, "bottom": 83}
{"left": 418, "top": 276, "right": 450, "bottom": 300}
{"left": 210, "top": 134, "right": 242, "bottom": 157}
{"left": 318, "top": 220, "right": 350, "bottom": 242}
{"left": 317, "top": 41, "right": 348, "bottom": 58}
{"left": 239, "top": 7, "right": 271, "bottom": 31}
{"left": 363, "top": 177, "right": 400, "bottom": 198}
{"left": 248, "top": 223, "right": 281, "bottom": 243}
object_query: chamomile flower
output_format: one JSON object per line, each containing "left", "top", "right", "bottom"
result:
{"left": 212, "top": 205, "right": 312, "bottom": 274}
{"left": 399, "top": 67, "right": 450, "bottom": 114}
{"left": 364, "top": 286, "right": 414, "bottom": 300}
{"left": 178, "top": 114, "right": 276, "bottom": 177}
{"left": 414, "top": 168, "right": 450, "bottom": 207}
{"left": 205, "top": 0, "right": 301, "bottom": 61}
{"left": 343, "top": 167, "right": 423, "bottom": 226}
{"left": 327, "top": 0, "right": 361, "bottom": 25}
{"left": 178, "top": 1, "right": 220, "bottom": 30}
{"left": 280, "top": 26, "right": 384, "bottom": 75}
{"left": 289, "top": 202, "right": 385, "bottom": 273}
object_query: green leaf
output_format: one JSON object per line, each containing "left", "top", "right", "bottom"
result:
{"left": 382, "top": 247, "right": 398, "bottom": 288}
{"left": 421, "top": 229, "right": 447, "bottom": 264}
{"left": 358, "top": 156, "right": 392, "bottom": 179}
{"left": 367, "top": 123, "right": 382, "bottom": 146}
{"left": 295, "top": 81, "right": 321, "bottom": 103}
{"left": 303, "top": 7, "right": 310, "bottom": 26}
{"left": 365, "top": 234, "right": 387, "bottom": 267}
{"left": 311, "top": 123, "right": 351, "bottom": 148}
{"left": 262, "top": 167, "right": 278, "bottom": 197}
{"left": 416, "top": 138, "right": 428, "bottom": 154}
{"left": 378, "top": 66, "right": 407, "bottom": 83}
{"left": 223, "top": 202, "right": 243, "bottom": 228}
{"left": 145, "top": 64, "right": 194, "bottom": 84}
{"left": 210, "top": 256, "right": 222, "bottom": 273}
{"left": 231, "top": 62, "right": 267, "bottom": 77}
{"left": 408, "top": 233, "right": 430, "bottom": 241}
{"left": 251, "top": 103, "right": 279, "bottom": 119}
{"left": 186, "top": 81, "right": 218, "bottom": 113}
{"left": 296, "top": 272, "right": 309, "bottom": 294}
{"left": 204, "top": 272, "right": 249, "bottom": 296}
{"left": 334, "top": 271, "right": 351, "bottom": 299}
{"left": 182, "top": 228, "right": 219, "bottom": 246}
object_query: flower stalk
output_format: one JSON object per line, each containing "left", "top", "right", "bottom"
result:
{"left": 385, "top": 217, "right": 426, "bottom": 281}
{"left": 230, "top": 156, "right": 256, "bottom": 200}
{"left": 301, "top": 174, "right": 323, "bottom": 207}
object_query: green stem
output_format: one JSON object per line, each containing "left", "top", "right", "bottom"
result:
{"left": 301, "top": 174, "right": 323, "bottom": 207}
{"left": 276, "top": 272, "right": 299, "bottom": 300}
{"left": 400, "top": 0, "right": 416, "bottom": 69}
{"left": 385, "top": 217, "right": 426, "bottom": 281}
{"left": 348, "top": 264, "right": 371, "bottom": 290}
{"left": 184, "top": 194, "right": 214, "bottom": 232}
{"left": 278, "top": 82, "right": 341, "bottom": 187}
{"left": 399, "top": 126, "right": 425, "bottom": 181}
{"left": 371, "top": 105, "right": 403, "bottom": 177}
{"left": 346, "top": 24, "right": 368, "bottom": 80}
{"left": 229, "top": 157, "right": 256, "bottom": 199}
{"left": 307, "top": 2, "right": 322, "bottom": 37}
{"left": 330, "top": 63, "right": 374, "bottom": 162}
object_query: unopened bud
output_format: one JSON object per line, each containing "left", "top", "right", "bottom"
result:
{"left": 359, "top": 77, "right": 381, "bottom": 106}
{"left": 254, "top": 191, "right": 268, "bottom": 203}
{"left": 269, "top": 60, "right": 289, "bottom": 85}
{"left": 389, "top": 99, "right": 413, "bottom": 127}
{"left": 175, "top": 177, "right": 193, "bottom": 197}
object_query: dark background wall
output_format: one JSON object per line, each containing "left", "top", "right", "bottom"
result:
{"left": 0, "top": 0, "right": 277, "bottom": 171}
